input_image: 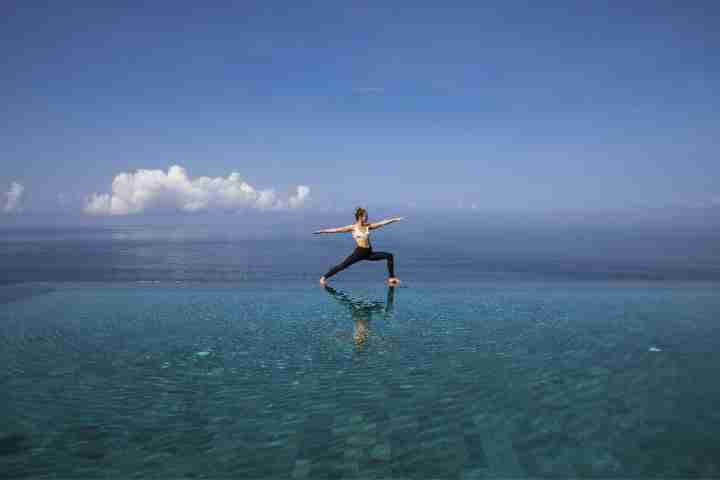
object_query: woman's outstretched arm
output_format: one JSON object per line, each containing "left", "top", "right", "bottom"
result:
{"left": 369, "top": 217, "right": 404, "bottom": 230}
{"left": 313, "top": 224, "right": 354, "bottom": 234}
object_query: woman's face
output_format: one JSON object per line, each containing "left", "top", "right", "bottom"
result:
{"left": 362, "top": 212, "right": 368, "bottom": 223}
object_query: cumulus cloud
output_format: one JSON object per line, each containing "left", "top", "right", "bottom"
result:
{"left": 288, "top": 185, "right": 310, "bottom": 209}
{"left": 2, "top": 181, "right": 24, "bottom": 213}
{"left": 84, "top": 165, "right": 310, "bottom": 215}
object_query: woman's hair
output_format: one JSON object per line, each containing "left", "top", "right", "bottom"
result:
{"left": 355, "top": 207, "right": 367, "bottom": 221}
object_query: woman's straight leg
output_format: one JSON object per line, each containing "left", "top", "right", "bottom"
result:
{"left": 367, "top": 251, "right": 395, "bottom": 277}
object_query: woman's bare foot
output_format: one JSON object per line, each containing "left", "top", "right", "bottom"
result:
{"left": 319, "top": 276, "right": 327, "bottom": 285}
{"left": 388, "top": 277, "right": 401, "bottom": 285}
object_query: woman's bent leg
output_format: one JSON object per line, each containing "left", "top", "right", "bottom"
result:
{"left": 324, "top": 249, "right": 368, "bottom": 279}
{"left": 367, "top": 251, "right": 395, "bottom": 277}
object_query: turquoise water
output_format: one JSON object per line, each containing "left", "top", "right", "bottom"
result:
{"left": 2, "top": 280, "right": 720, "bottom": 478}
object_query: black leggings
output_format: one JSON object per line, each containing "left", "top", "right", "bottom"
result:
{"left": 324, "top": 246, "right": 395, "bottom": 279}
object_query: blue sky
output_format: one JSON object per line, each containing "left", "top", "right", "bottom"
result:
{"left": 1, "top": 0, "right": 718, "bottom": 219}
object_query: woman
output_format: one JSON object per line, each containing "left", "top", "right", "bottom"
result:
{"left": 313, "top": 207, "right": 403, "bottom": 285}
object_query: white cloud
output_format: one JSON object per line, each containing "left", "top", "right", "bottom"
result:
{"left": 455, "top": 198, "right": 481, "bottom": 210}
{"left": 354, "top": 87, "right": 385, "bottom": 94}
{"left": 84, "top": 165, "right": 310, "bottom": 215}
{"left": 288, "top": 185, "right": 310, "bottom": 209}
{"left": 686, "top": 195, "right": 720, "bottom": 209}
{"left": 2, "top": 181, "right": 24, "bottom": 213}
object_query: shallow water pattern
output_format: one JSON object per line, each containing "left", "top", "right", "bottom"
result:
{"left": 2, "top": 281, "right": 720, "bottom": 478}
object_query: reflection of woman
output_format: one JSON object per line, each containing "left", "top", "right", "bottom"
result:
{"left": 323, "top": 285, "right": 396, "bottom": 345}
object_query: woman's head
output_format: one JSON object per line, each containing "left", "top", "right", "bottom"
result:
{"left": 355, "top": 207, "right": 368, "bottom": 223}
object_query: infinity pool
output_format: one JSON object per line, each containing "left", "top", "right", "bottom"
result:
{"left": 2, "top": 280, "right": 719, "bottom": 478}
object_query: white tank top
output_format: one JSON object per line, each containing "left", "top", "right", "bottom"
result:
{"left": 352, "top": 225, "right": 370, "bottom": 242}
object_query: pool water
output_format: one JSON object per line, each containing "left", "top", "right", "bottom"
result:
{"left": 2, "top": 280, "right": 720, "bottom": 478}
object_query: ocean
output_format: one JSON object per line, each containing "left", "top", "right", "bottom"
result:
{"left": 2, "top": 225, "right": 720, "bottom": 478}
